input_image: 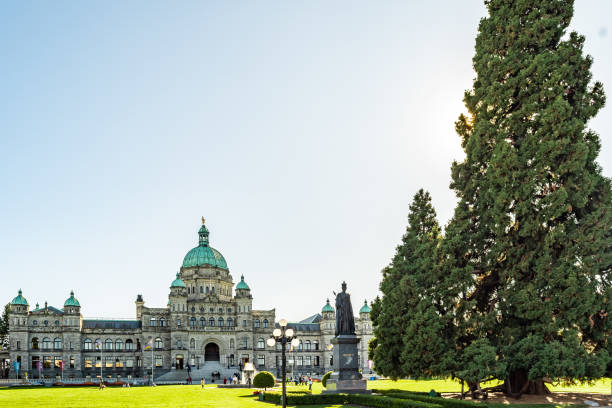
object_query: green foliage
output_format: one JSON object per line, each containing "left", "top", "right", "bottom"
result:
{"left": 377, "top": 392, "right": 484, "bottom": 408}
{"left": 371, "top": 189, "right": 453, "bottom": 379}
{"left": 253, "top": 371, "right": 275, "bottom": 390}
{"left": 0, "top": 304, "right": 9, "bottom": 350}
{"left": 440, "top": 0, "right": 612, "bottom": 392}
{"left": 321, "top": 371, "right": 332, "bottom": 388}
{"left": 262, "top": 391, "right": 442, "bottom": 408}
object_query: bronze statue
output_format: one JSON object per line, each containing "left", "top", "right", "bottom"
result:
{"left": 334, "top": 281, "right": 355, "bottom": 336}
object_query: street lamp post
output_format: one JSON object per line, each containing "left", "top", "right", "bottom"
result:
{"left": 267, "top": 318, "right": 299, "bottom": 408}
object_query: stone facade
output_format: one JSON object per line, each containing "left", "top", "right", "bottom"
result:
{"left": 7, "top": 222, "right": 374, "bottom": 381}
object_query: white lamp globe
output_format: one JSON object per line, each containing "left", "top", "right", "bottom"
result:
{"left": 279, "top": 319, "right": 288, "bottom": 327}
{"left": 273, "top": 328, "right": 281, "bottom": 337}
{"left": 291, "top": 338, "right": 300, "bottom": 347}
{"left": 267, "top": 338, "right": 276, "bottom": 347}
{"left": 285, "top": 328, "right": 294, "bottom": 337}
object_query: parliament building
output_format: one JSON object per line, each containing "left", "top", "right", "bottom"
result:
{"left": 6, "top": 221, "right": 373, "bottom": 381}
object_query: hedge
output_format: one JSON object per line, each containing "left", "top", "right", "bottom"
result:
{"left": 372, "top": 388, "right": 438, "bottom": 397}
{"left": 261, "top": 392, "right": 442, "bottom": 407}
{"left": 377, "top": 392, "right": 487, "bottom": 408}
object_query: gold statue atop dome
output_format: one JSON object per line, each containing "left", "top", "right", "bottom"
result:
{"left": 201, "top": 216, "right": 206, "bottom": 225}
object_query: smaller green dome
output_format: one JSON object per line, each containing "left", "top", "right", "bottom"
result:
{"left": 236, "top": 275, "right": 250, "bottom": 290}
{"left": 322, "top": 298, "right": 334, "bottom": 313}
{"left": 64, "top": 291, "right": 80, "bottom": 307}
{"left": 171, "top": 273, "right": 186, "bottom": 288}
{"left": 11, "top": 289, "right": 28, "bottom": 306}
{"left": 360, "top": 300, "right": 371, "bottom": 314}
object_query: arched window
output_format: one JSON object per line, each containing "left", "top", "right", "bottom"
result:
{"left": 42, "top": 338, "right": 51, "bottom": 349}
{"left": 125, "top": 339, "right": 134, "bottom": 351}
{"left": 212, "top": 287, "right": 215, "bottom": 294}
{"left": 177, "top": 340, "right": 183, "bottom": 349}
{"left": 305, "top": 340, "right": 311, "bottom": 350}
{"left": 190, "top": 317, "right": 196, "bottom": 327}
{"left": 313, "top": 340, "right": 319, "bottom": 350}
{"left": 206, "top": 287, "right": 209, "bottom": 294}
{"left": 159, "top": 318, "right": 165, "bottom": 327}
{"left": 200, "top": 286, "right": 203, "bottom": 293}
{"left": 218, "top": 307, "right": 223, "bottom": 313}
{"left": 200, "top": 317, "right": 206, "bottom": 326}
{"left": 105, "top": 339, "right": 113, "bottom": 351}
{"left": 209, "top": 317, "right": 215, "bottom": 326}
{"left": 155, "top": 338, "right": 163, "bottom": 349}
{"left": 241, "top": 337, "right": 248, "bottom": 348}
{"left": 298, "top": 340, "right": 303, "bottom": 351}
{"left": 218, "top": 317, "right": 224, "bottom": 327}
{"left": 257, "top": 338, "right": 265, "bottom": 349}
{"left": 254, "top": 319, "right": 260, "bottom": 328}
{"left": 227, "top": 318, "right": 233, "bottom": 327}
{"left": 116, "top": 339, "right": 123, "bottom": 351}
{"left": 263, "top": 319, "right": 269, "bottom": 328}
{"left": 54, "top": 338, "right": 62, "bottom": 350}
{"left": 238, "top": 306, "right": 241, "bottom": 313}
{"left": 150, "top": 317, "right": 156, "bottom": 327}
{"left": 32, "top": 337, "right": 39, "bottom": 350}
{"left": 230, "top": 339, "right": 235, "bottom": 349}
{"left": 190, "top": 338, "right": 195, "bottom": 349}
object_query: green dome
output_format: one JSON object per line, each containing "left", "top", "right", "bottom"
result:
{"left": 236, "top": 275, "right": 250, "bottom": 290}
{"left": 64, "top": 291, "right": 80, "bottom": 307}
{"left": 359, "top": 300, "right": 371, "bottom": 314}
{"left": 171, "top": 273, "right": 186, "bottom": 288}
{"left": 182, "top": 222, "right": 228, "bottom": 269}
{"left": 11, "top": 289, "right": 28, "bottom": 306}
{"left": 322, "top": 299, "right": 334, "bottom": 313}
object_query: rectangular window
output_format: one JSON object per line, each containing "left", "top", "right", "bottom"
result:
{"left": 85, "top": 359, "right": 92, "bottom": 368}
{"left": 54, "top": 357, "right": 62, "bottom": 368}
{"left": 16, "top": 341, "right": 20, "bottom": 350}
{"left": 305, "top": 356, "right": 311, "bottom": 366}
{"left": 155, "top": 355, "right": 163, "bottom": 367}
{"left": 95, "top": 356, "right": 101, "bottom": 368}
{"left": 257, "top": 355, "right": 265, "bottom": 366}
{"left": 177, "top": 319, "right": 181, "bottom": 327}
{"left": 137, "top": 357, "right": 142, "bottom": 367}
{"left": 115, "top": 358, "right": 123, "bottom": 368}
{"left": 105, "top": 357, "right": 113, "bottom": 368}
{"left": 242, "top": 320, "right": 246, "bottom": 327}
{"left": 70, "top": 356, "right": 75, "bottom": 369}
{"left": 31, "top": 356, "right": 40, "bottom": 370}
{"left": 69, "top": 342, "right": 73, "bottom": 351}
{"left": 43, "top": 356, "right": 52, "bottom": 368}
{"left": 314, "top": 356, "right": 319, "bottom": 366}
{"left": 296, "top": 356, "right": 303, "bottom": 366}
{"left": 288, "top": 356, "right": 294, "bottom": 365}
{"left": 126, "top": 359, "right": 134, "bottom": 368}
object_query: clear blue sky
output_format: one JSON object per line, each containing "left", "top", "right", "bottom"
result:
{"left": 1, "top": 1, "right": 610, "bottom": 322}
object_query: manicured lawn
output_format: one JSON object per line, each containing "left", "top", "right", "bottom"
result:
{"left": 0, "top": 379, "right": 609, "bottom": 408}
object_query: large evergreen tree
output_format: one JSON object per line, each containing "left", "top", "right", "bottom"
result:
{"left": 370, "top": 189, "right": 454, "bottom": 378}
{"left": 0, "top": 304, "right": 9, "bottom": 350}
{"left": 447, "top": 0, "right": 611, "bottom": 395}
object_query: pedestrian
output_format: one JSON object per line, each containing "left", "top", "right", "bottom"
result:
{"left": 201, "top": 378, "right": 206, "bottom": 389}
{"left": 308, "top": 377, "right": 313, "bottom": 391}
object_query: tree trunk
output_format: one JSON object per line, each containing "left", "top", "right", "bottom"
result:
{"left": 504, "top": 370, "right": 551, "bottom": 397}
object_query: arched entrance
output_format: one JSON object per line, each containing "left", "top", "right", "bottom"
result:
{"left": 204, "top": 343, "right": 220, "bottom": 362}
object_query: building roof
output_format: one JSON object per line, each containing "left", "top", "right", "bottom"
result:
{"left": 276, "top": 322, "right": 321, "bottom": 333}
{"left": 64, "top": 291, "right": 80, "bottom": 307}
{"left": 236, "top": 275, "right": 250, "bottom": 290}
{"left": 171, "top": 273, "right": 186, "bottom": 288}
{"left": 82, "top": 319, "right": 142, "bottom": 329}
{"left": 299, "top": 314, "right": 322, "bottom": 324}
{"left": 182, "top": 223, "right": 228, "bottom": 269}
{"left": 11, "top": 289, "right": 28, "bottom": 306}
{"left": 359, "top": 300, "right": 371, "bottom": 313}
{"left": 322, "top": 299, "right": 334, "bottom": 313}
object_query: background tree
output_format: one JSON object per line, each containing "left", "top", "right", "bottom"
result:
{"left": 446, "top": 0, "right": 611, "bottom": 396}
{"left": 0, "top": 304, "right": 9, "bottom": 350}
{"left": 370, "top": 189, "right": 454, "bottom": 379}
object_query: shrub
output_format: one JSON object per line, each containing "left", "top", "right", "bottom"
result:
{"left": 380, "top": 392, "right": 485, "bottom": 408}
{"left": 261, "top": 392, "right": 442, "bottom": 407}
{"left": 321, "top": 371, "right": 333, "bottom": 388}
{"left": 253, "top": 371, "right": 276, "bottom": 390}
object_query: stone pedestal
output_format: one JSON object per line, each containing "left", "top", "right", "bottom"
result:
{"left": 322, "top": 335, "right": 370, "bottom": 394}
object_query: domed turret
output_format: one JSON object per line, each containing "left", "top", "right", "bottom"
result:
{"left": 182, "top": 219, "right": 228, "bottom": 269}
{"left": 322, "top": 298, "right": 334, "bottom": 313}
{"left": 171, "top": 273, "right": 186, "bottom": 288}
{"left": 64, "top": 290, "right": 80, "bottom": 307}
{"left": 359, "top": 299, "right": 371, "bottom": 314}
{"left": 236, "top": 275, "right": 250, "bottom": 290}
{"left": 11, "top": 289, "right": 28, "bottom": 306}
